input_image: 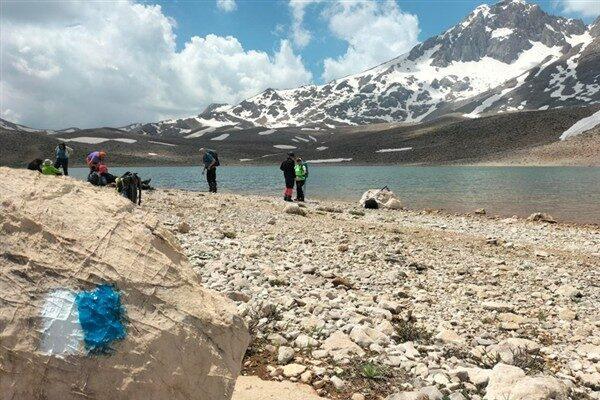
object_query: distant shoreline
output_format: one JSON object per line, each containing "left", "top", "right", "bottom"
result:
{"left": 28, "top": 160, "right": 600, "bottom": 168}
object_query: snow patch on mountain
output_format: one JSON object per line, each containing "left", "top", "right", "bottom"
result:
{"left": 491, "top": 27, "right": 514, "bottom": 39}
{"left": 560, "top": 110, "right": 600, "bottom": 140}
{"left": 62, "top": 137, "right": 137, "bottom": 144}
{"left": 376, "top": 147, "right": 413, "bottom": 153}
{"left": 148, "top": 140, "right": 177, "bottom": 147}
{"left": 210, "top": 133, "right": 230, "bottom": 141}
{"left": 307, "top": 158, "right": 353, "bottom": 163}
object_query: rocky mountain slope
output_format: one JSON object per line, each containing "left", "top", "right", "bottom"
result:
{"left": 3, "top": 106, "right": 599, "bottom": 167}
{"left": 118, "top": 0, "right": 599, "bottom": 136}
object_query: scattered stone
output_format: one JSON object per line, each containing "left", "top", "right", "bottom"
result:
{"left": 527, "top": 212, "right": 556, "bottom": 223}
{"left": 482, "top": 301, "right": 514, "bottom": 313}
{"left": 302, "top": 265, "right": 317, "bottom": 274}
{"left": 577, "top": 372, "right": 600, "bottom": 390}
{"left": 322, "top": 331, "right": 365, "bottom": 358}
{"left": 284, "top": 204, "right": 307, "bottom": 216}
{"left": 278, "top": 346, "right": 295, "bottom": 364}
{"left": 349, "top": 325, "right": 388, "bottom": 348}
{"left": 177, "top": 221, "right": 191, "bottom": 233}
{"left": 282, "top": 363, "right": 307, "bottom": 378}
{"left": 434, "top": 327, "right": 465, "bottom": 345}
{"left": 331, "top": 276, "right": 353, "bottom": 289}
{"left": 330, "top": 376, "right": 346, "bottom": 390}
{"left": 295, "top": 334, "right": 319, "bottom": 349}
{"left": 337, "top": 244, "right": 349, "bottom": 252}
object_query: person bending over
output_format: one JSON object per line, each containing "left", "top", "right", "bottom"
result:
{"left": 86, "top": 150, "right": 106, "bottom": 172}
{"left": 200, "top": 148, "right": 219, "bottom": 193}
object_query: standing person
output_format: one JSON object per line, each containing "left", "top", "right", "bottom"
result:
{"left": 294, "top": 157, "right": 307, "bottom": 202}
{"left": 54, "top": 143, "right": 73, "bottom": 176}
{"left": 200, "top": 148, "right": 219, "bottom": 193}
{"left": 280, "top": 152, "right": 296, "bottom": 202}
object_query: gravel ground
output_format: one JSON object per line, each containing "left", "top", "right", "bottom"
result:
{"left": 145, "top": 189, "right": 600, "bottom": 400}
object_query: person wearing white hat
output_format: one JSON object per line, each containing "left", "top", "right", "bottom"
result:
{"left": 41, "top": 159, "right": 62, "bottom": 176}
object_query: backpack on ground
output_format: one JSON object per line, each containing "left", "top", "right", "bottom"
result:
{"left": 207, "top": 149, "right": 220, "bottom": 167}
{"left": 87, "top": 171, "right": 107, "bottom": 186}
{"left": 364, "top": 198, "right": 379, "bottom": 209}
{"left": 116, "top": 172, "right": 142, "bottom": 205}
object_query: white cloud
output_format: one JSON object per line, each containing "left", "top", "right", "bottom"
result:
{"left": 321, "top": 0, "right": 419, "bottom": 81}
{"left": 289, "top": 0, "right": 322, "bottom": 48}
{"left": 558, "top": 0, "right": 600, "bottom": 17}
{"left": 0, "top": 1, "right": 311, "bottom": 129}
{"left": 216, "top": 0, "right": 237, "bottom": 13}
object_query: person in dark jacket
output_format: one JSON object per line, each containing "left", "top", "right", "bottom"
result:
{"left": 27, "top": 158, "right": 43, "bottom": 173}
{"left": 200, "top": 148, "right": 218, "bottom": 193}
{"left": 280, "top": 152, "right": 296, "bottom": 202}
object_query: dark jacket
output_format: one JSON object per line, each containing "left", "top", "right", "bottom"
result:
{"left": 27, "top": 159, "right": 43, "bottom": 172}
{"left": 280, "top": 158, "right": 296, "bottom": 180}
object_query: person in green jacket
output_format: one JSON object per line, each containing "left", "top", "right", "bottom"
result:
{"left": 41, "top": 159, "right": 62, "bottom": 176}
{"left": 294, "top": 157, "right": 307, "bottom": 202}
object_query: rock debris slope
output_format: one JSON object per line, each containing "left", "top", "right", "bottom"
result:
{"left": 146, "top": 189, "right": 600, "bottom": 399}
{"left": 0, "top": 168, "right": 249, "bottom": 400}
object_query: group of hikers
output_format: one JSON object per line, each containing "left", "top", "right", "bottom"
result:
{"left": 27, "top": 143, "right": 74, "bottom": 176}
{"left": 27, "top": 144, "right": 310, "bottom": 203}
{"left": 200, "top": 149, "right": 309, "bottom": 202}
{"left": 26, "top": 146, "right": 146, "bottom": 204}
{"left": 27, "top": 144, "right": 115, "bottom": 184}
{"left": 280, "top": 152, "right": 308, "bottom": 202}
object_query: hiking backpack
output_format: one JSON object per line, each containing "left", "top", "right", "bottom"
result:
{"left": 87, "top": 171, "right": 107, "bottom": 186}
{"left": 117, "top": 172, "right": 142, "bottom": 205}
{"left": 207, "top": 149, "right": 220, "bottom": 167}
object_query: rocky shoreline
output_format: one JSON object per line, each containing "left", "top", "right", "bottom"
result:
{"left": 145, "top": 189, "right": 600, "bottom": 399}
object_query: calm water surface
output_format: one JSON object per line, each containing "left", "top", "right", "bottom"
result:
{"left": 70, "top": 166, "right": 600, "bottom": 224}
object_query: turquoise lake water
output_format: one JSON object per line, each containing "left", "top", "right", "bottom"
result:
{"left": 70, "top": 165, "right": 600, "bottom": 224}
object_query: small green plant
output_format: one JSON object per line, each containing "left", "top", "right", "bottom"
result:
{"left": 536, "top": 310, "right": 548, "bottom": 321}
{"left": 359, "top": 363, "right": 387, "bottom": 379}
{"left": 512, "top": 347, "right": 546, "bottom": 375}
{"left": 307, "top": 325, "right": 325, "bottom": 339}
{"left": 479, "top": 348, "right": 502, "bottom": 368}
{"left": 393, "top": 318, "right": 432, "bottom": 343}
{"left": 268, "top": 278, "right": 287, "bottom": 287}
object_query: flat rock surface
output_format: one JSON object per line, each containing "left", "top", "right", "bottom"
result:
{"left": 232, "top": 376, "right": 325, "bottom": 400}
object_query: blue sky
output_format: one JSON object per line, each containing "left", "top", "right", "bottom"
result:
{"left": 155, "top": 0, "right": 597, "bottom": 84}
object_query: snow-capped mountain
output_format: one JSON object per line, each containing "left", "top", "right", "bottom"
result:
{"left": 122, "top": 0, "right": 600, "bottom": 136}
